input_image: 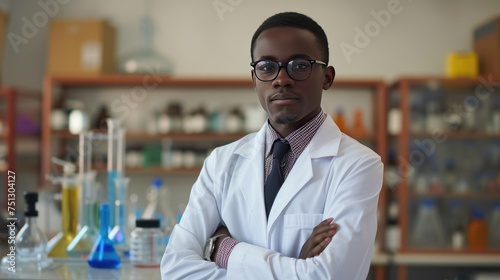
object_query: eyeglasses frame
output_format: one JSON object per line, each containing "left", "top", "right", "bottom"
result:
{"left": 250, "top": 59, "right": 327, "bottom": 82}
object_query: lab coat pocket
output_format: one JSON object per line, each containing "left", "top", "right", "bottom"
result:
{"left": 284, "top": 214, "right": 323, "bottom": 229}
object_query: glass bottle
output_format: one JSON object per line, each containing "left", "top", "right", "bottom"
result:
{"left": 388, "top": 93, "right": 401, "bottom": 135}
{"left": 385, "top": 188, "right": 400, "bottom": 253}
{"left": 490, "top": 98, "right": 500, "bottom": 133}
{"left": 425, "top": 95, "right": 444, "bottom": 133}
{"left": 8, "top": 192, "right": 51, "bottom": 271}
{"left": 48, "top": 158, "right": 80, "bottom": 258}
{"left": 443, "top": 158, "right": 457, "bottom": 192}
{"left": 109, "top": 177, "right": 130, "bottom": 258}
{"left": 410, "top": 199, "right": 446, "bottom": 248}
{"left": 448, "top": 200, "right": 467, "bottom": 250}
{"left": 88, "top": 204, "right": 121, "bottom": 269}
{"left": 489, "top": 202, "right": 500, "bottom": 247}
{"left": 350, "top": 108, "right": 367, "bottom": 138}
{"left": 410, "top": 99, "right": 425, "bottom": 133}
{"left": 130, "top": 219, "right": 165, "bottom": 267}
{"left": 142, "top": 178, "right": 165, "bottom": 229}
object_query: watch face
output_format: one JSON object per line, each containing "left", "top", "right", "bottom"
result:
{"left": 204, "top": 239, "right": 213, "bottom": 260}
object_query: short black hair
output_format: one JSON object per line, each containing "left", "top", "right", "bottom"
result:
{"left": 250, "top": 12, "right": 329, "bottom": 64}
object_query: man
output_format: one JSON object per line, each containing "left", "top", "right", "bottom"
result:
{"left": 161, "top": 12, "right": 383, "bottom": 279}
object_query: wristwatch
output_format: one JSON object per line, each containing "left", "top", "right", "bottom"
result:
{"left": 203, "top": 234, "right": 227, "bottom": 261}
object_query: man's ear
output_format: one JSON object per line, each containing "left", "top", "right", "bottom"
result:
{"left": 251, "top": 70, "right": 257, "bottom": 87}
{"left": 323, "top": 66, "right": 335, "bottom": 90}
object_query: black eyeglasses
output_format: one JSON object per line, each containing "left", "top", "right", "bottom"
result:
{"left": 250, "top": 59, "right": 327, "bottom": 82}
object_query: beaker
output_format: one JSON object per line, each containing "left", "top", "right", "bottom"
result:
{"left": 107, "top": 119, "right": 125, "bottom": 228}
{"left": 88, "top": 204, "right": 121, "bottom": 269}
{"left": 109, "top": 176, "right": 130, "bottom": 258}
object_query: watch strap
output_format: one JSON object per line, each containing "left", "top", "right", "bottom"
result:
{"left": 204, "top": 234, "right": 227, "bottom": 261}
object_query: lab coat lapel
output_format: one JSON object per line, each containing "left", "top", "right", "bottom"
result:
{"left": 267, "top": 117, "right": 341, "bottom": 227}
{"left": 234, "top": 124, "right": 268, "bottom": 236}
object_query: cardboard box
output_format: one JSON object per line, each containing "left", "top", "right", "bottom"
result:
{"left": 473, "top": 16, "right": 500, "bottom": 76}
{"left": 47, "top": 19, "right": 116, "bottom": 75}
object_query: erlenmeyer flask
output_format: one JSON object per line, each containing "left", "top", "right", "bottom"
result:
{"left": 109, "top": 177, "right": 130, "bottom": 258}
{"left": 88, "top": 204, "right": 121, "bottom": 269}
{"left": 1, "top": 192, "right": 52, "bottom": 271}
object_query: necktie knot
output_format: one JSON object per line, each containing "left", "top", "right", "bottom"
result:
{"left": 271, "top": 140, "right": 290, "bottom": 161}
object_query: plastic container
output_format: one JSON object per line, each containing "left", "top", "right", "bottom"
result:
{"left": 333, "top": 106, "right": 347, "bottom": 133}
{"left": 130, "top": 219, "right": 165, "bottom": 267}
{"left": 468, "top": 209, "right": 488, "bottom": 251}
{"left": 409, "top": 199, "right": 446, "bottom": 248}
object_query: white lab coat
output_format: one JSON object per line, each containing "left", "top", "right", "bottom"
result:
{"left": 161, "top": 116, "right": 383, "bottom": 280}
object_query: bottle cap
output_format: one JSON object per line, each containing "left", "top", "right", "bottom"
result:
{"left": 472, "top": 209, "right": 484, "bottom": 219}
{"left": 24, "top": 192, "right": 38, "bottom": 217}
{"left": 136, "top": 219, "right": 160, "bottom": 228}
{"left": 422, "top": 198, "right": 436, "bottom": 207}
{"left": 152, "top": 177, "right": 163, "bottom": 188}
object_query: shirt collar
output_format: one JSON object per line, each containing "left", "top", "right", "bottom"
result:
{"left": 265, "top": 110, "right": 326, "bottom": 157}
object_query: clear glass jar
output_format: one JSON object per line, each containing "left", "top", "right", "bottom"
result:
{"left": 130, "top": 219, "right": 165, "bottom": 267}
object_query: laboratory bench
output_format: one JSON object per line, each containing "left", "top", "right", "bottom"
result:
{"left": 0, "top": 258, "right": 161, "bottom": 280}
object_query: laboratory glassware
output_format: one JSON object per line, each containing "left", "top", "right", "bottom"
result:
{"left": 88, "top": 204, "right": 121, "bottom": 269}
{"left": 47, "top": 158, "right": 80, "bottom": 258}
{"left": 67, "top": 131, "right": 100, "bottom": 258}
{"left": 107, "top": 119, "right": 125, "bottom": 229}
{"left": 109, "top": 176, "right": 130, "bottom": 258}
{"left": 1, "top": 192, "right": 52, "bottom": 271}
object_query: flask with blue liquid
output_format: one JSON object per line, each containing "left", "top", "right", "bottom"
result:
{"left": 88, "top": 204, "right": 121, "bottom": 269}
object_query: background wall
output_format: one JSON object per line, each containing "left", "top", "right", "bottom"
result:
{"left": 2, "top": 0, "right": 500, "bottom": 89}
{"left": 1, "top": 0, "right": 499, "bottom": 259}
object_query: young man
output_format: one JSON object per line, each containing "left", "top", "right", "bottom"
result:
{"left": 161, "top": 12, "right": 383, "bottom": 279}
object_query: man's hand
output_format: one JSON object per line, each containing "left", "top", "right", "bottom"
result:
{"left": 299, "top": 218, "right": 338, "bottom": 259}
{"left": 210, "top": 225, "right": 231, "bottom": 261}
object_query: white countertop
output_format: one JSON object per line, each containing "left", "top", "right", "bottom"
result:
{"left": 0, "top": 258, "right": 161, "bottom": 280}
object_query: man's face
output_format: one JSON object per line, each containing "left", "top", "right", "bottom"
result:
{"left": 251, "top": 27, "right": 334, "bottom": 134}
